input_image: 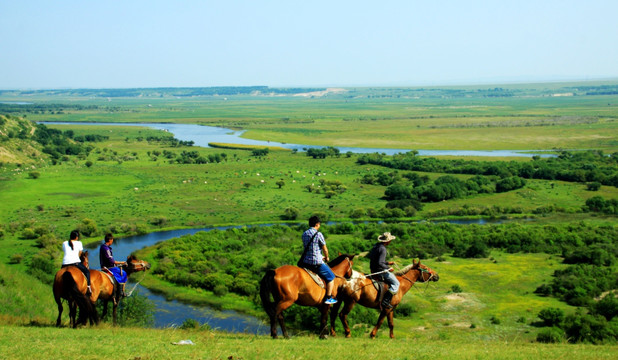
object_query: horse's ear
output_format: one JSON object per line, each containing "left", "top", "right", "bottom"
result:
{"left": 413, "top": 259, "right": 419, "bottom": 267}
{"left": 338, "top": 252, "right": 342, "bottom": 256}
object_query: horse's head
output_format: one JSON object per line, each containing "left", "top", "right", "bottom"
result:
{"left": 80, "top": 251, "right": 90, "bottom": 269}
{"left": 413, "top": 259, "right": 439, "bottom": 282}
{"left": 124, "top": 255, "right": 151, "bottom": 273}
{"left": 330, "top": 253, "right": 355, "bottom": 279}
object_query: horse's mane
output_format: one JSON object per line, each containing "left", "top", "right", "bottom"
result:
{"left": 328, "top": 254, "right": 354, "bottom": 267}
{"left": 394, "top": 263, "right": 416, "bottom": 276}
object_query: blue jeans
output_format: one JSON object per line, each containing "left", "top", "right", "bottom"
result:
{"left": 378, "top": 271, "right": 400, "bottom": 294}
{"left": 314, "top": 263, "right": 335, "bottom": 282}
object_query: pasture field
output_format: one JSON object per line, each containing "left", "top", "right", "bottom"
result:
{"left": 2, "top": 123, "right": 616, "bottom": 242}
{"left": 0, "top": 84, "right": 616, "bottom": 354}
{"left": 5, "top": 83, "right": 618, "bottom": 152}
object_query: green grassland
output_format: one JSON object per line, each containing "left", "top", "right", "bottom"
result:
{"left": 0, "top": 84, "right": 616, "bottom": 355}
{"left": 1, "top": 325, "right": 616, "bottom": 360}
{"left": 6, "top": 83, "right": 618, "bottom": 152}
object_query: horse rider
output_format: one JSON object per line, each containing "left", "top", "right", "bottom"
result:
{"left": 99, "top": 233, "right": 127, "bottom": 297}
{"left": 368, "top": 232, "right": 400, "bottom": 309}
{"left": 61, "top": 230, "right": 92, "bottom": 295}
{"left": 298, "top": 215, "right": 338, "bottom": 305}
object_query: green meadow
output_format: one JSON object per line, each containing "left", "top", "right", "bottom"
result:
{"left": 0, "top": 83, "right": 616, "bottom": 356}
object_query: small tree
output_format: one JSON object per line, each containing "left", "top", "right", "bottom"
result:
{"left": 283, "top": 207, "right": 300, "bottom": 220}
{"left": 586, "top": 182, "right": 601, "bottom": 191}
{"left": 276, "top": 180, "right": 285, "bottom": 189}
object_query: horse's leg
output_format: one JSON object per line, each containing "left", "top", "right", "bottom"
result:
{"left": 101, "top": 299, "right": 109, "bottom": 319}
{"left": 319, "top": 304, "right": 330, "bottom": 339}
{"left": 112, "top": 302, "right": 118, "bottom": 326}
{"left": 55, "top": 296, "right": 63, "bottom": 327}
{"left": 387, "top": 309, "right": 395, "bottom": 339}
{"left": 275, "top": 300, "right": 295, "bottom": 339}
{"left": 370, "top": 310, "right": 388, "bottom": 338}
{"left": 339, "top": 301, "right": 356, "bottom": 338}
{"left": 329, "top": 300, "right": 343, "bottom": 336}
{"left": 69, "top": 300, "right": 77, "bottom": 328}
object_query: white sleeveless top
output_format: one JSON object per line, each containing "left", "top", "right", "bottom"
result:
{"left": 62, "top": 240, "right": 83, "bottom": 265}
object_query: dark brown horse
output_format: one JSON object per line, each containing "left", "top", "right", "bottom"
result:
{"left": 53, "top": 251, "right": 97, "bottom": 327}
{"left": 260, "top": 254, "right": 355, "bottom": 339}
{"left": 331, "top": 259, "right": 439, "bottom": 338}
{"left": 88, "top": 255, "right": 151, "bottom": 325}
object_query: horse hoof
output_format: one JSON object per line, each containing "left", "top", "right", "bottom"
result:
{"left": 345, "top": 334, "right": 352, "bottom": 338}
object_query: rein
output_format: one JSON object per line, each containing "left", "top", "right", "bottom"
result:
{"left": 125, "top": 271, "right": 147, "bottom": 297}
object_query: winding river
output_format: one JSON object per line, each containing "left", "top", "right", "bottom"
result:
{"left": 43, "top": 122, "right": 555, "bottom": 158}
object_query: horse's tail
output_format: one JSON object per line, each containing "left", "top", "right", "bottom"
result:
{"left": 62, "top": 271, "right": 95, "bottom": 326}
{"left": 259, "top": 270, "right": 276, "bottom": 318}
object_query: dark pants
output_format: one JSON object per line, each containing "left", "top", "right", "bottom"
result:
{"left": 62, "top": 262, "right": 91, "bottom": 286}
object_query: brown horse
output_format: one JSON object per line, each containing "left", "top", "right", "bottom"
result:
{"left": 88, "top": 254, "right": 151, "bottom": 325}
{"left": 53, "top": 251, "right": 97, "bottom": 327}
{"left": 331, "top": 259, "right": 439, "bottom": 338}
{"left": 260, "top": 254, "right": 355, "bottom": 339}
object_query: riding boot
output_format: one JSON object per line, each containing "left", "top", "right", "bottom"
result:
{"left": 381, "top": 291, "right": 394, "bottom": 310}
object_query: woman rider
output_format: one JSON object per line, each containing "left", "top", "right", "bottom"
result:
{"left": 61, "top": 230, "right": 91, "bottom": 295}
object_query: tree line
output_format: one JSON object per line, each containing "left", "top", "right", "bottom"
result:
{"left": 357, "top": 150, "right": 618, "bottom": 187}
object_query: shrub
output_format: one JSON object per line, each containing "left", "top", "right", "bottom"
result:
{"left": 282, "top": 207, "right": 300, "bottom": 220}
{"left": 150, "top": 216, "right": 168, "bottom": 227}
{"left": 180, "top": 318, "right": 200, "bottom": 329}
{"left": 20, "top": 228, "right": 38, "bottom": 240}
{"left": 537, "top": 327, "right": 564, "bottom": 343}
{"left": 538, "top": 307, "right": 565, "bottom": 327}
{"left": 450, "top": 284, "right": 463, "bottom": 293}
{"left": 36, "top": 234, "right": 59, "bottom": 249}
{"left": 349, "top": 208, "right": 365, "bottom": 219}
{"left": 85, "top": 160, "right": 93, "bottom": 168}
{"left": 395, "top": 302, "right": 417, "bottom": 317}
{"left": 9, "top": 254, "right": 23, "bottom": 264}
{"left": 77, "top": 218, "right": 98, "bottom": 237}
{"left": 490, "top": 315, "right": 501, "bottom": 325}
{"left": 28, "top": 171, "right": 40, "bottom": 179}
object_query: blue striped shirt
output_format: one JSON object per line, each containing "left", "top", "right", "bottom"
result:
{"left": 300, "top": 228, "right": 326, "bottom": 265}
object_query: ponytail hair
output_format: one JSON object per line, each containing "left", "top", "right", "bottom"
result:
{"left": 69, "top": 230, "right": 80, "bottom": 250}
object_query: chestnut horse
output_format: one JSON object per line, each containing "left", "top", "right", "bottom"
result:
{"left": 53, "top": 251, "right": 97, "bottom": 327}
{"left": 88, "top": 255, "right": 151, "bottom": 325}
{"left": 331, "top": 259, "right": 439, "bottom": 338}
{"left": 260, "top": 254, "right": 355, "bottom": 339}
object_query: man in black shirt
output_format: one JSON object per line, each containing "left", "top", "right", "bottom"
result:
{"left": 368, "top": 232, "right": 400, "bottom": 309}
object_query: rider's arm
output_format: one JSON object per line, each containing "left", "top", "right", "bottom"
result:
{"left": 321, "top": 244, "right": 330, "bottom": 262}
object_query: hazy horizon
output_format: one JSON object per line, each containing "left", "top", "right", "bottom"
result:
{"left": 2, "top": 1, "right": 617, "bottom": 90}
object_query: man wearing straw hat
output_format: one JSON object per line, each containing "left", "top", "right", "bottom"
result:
{"left": 368, "top": 232, "right": 400, "bottom": 309}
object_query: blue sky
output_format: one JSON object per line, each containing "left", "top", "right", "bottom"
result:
{"left": 1, "top": 0, "right": 617, "bottom": 89}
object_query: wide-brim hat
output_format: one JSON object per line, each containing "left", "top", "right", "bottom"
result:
{"left": 378, "top": 232, "right": 396, "bottom": 242}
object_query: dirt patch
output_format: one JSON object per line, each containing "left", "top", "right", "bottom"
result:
{"left": 293, "top": 88, "right": 347, "bottom": 97}
{"left": 441, "top": 292, "right": 485, "bottom": 311}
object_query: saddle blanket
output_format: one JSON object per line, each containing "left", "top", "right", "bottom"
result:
{"left": 104, "top": 267, "right": 127, "bottom": 284}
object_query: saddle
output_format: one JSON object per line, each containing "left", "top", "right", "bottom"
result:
{"left": 299, "top": 267, "right": 325, "bottom": 289}
{"left": 366, "top": 274, "right": 388, "bottom": 304}
{"left": 101, "top": 268, "right": 122, "bottom": 302}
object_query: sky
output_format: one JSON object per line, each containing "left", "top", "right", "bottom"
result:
{"left": 1, "top": 0, "right": 617, "bottom": 89}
